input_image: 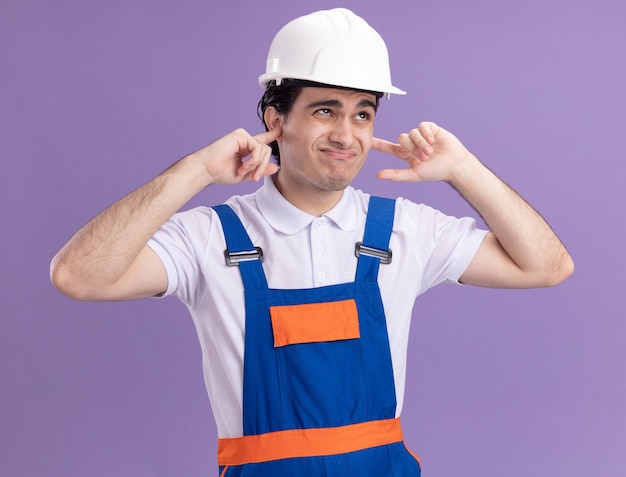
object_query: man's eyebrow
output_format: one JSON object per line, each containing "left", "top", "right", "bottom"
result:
{"left": 306, "top": 99, "right": 344, "bottom": 110}
{"left": 358, "top": 99, "right": 378, "bottom": 112}
{"left": 306, "top": 98, "right": 378, "bottom": 112}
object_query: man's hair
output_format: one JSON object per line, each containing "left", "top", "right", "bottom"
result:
{"left": 257, "top": 79, "right": 383, "bottom": 164}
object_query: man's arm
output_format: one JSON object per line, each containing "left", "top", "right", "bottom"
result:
{"left": 372, "top": 122, "right": 574, "bottom": 288}
{"left": 50, "top": 128, "right": 281, "bottom": 301}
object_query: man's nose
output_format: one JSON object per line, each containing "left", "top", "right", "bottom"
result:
{"left": 328, "top": 117, "right": 354, "bottom": 147}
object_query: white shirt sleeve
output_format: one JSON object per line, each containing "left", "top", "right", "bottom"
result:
{"left": 146, "top": 207, "right": 215, "bottom": 305}
{"left": 393, "top": 198, "right": 488, "bottom": 296}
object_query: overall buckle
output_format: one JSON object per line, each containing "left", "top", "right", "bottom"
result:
{"left": 355, "top": 242, "right": 392, "bottom": 264}
{"left": 224, "top": 247, "right": 264, "bottom": 266}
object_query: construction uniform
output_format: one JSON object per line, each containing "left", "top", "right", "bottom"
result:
{"left": 147, "top": 179, "right": 487, "bottom": 475}
{"left": 213, "top": 197, "right": 421, "bottom": 476}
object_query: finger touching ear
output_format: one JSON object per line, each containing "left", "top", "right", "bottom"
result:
{"left": 371, "top": 137, "right": 411, "bottom": 159}
{"left": 255, "top": 127, "right": 282, "bottom": 145}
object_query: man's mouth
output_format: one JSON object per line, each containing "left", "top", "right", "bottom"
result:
{"left": 320, "top": 148, "right": 358, "bottom": 160}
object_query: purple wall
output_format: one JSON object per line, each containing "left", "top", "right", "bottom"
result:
{"left": 2, "top": 0, "right": 624, "bottom": 476}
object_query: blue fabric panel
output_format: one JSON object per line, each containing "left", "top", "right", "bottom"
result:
{"left": 356, "top": 197, "right": 396, "bottom": 283}
{"left": 212, "top": 205, "right": 268, "bottom": 290}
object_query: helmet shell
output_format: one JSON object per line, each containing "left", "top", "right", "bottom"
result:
{"left": 259, "top": 8, "right": 406, "bottom": 95}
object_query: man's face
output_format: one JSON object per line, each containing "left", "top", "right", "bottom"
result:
{"left": 275, "top": 86, "right": 377, "bottom": 195}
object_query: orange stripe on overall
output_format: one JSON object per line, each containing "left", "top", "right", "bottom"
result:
{"left": 217, "top": 418, "right": 404, "bottom": 466}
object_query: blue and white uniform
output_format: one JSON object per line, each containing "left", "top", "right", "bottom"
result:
{"left": 147, "top": 178, "right": 487, "bottom": 475}
{"left": 213, "top": 197, "right": 421, "bottom": 475}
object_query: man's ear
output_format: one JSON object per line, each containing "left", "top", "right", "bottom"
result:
{"left": 264, "top": 106, "right": 282, "bottom": 131}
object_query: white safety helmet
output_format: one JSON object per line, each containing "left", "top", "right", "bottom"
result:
{"left": 258, "top": 8, "right": 406, "bottom": 97}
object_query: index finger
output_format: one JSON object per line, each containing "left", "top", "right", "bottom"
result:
{"left": 371, "top": 137, "right": 410, "bottom": 159}
{"left": 254, "top": 127, "right": 282, "bottom": 145}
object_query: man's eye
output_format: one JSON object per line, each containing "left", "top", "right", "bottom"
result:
{"left": 357, "top": 112, "right": 371, "bottom": 121}
{"left": 316, "top": 108, "right": 331, "bottom": 115}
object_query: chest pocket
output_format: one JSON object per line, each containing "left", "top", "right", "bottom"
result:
{"left": 270, "top": 299, "right": 360, "bottom": 347}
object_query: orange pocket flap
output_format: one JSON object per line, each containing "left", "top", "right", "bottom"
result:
{"left": 270, "top": 299, "right": 360, "bottom": 347}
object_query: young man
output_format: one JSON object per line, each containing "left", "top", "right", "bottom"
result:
{"left": 50, "top": 8, "right": 573, "bottom": 476}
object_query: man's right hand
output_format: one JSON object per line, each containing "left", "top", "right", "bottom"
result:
{"left": 192, "top": 128, "right": 282, "bottom": 186}
{"left": 50, "top": 127, "right": 282, "bottom": 302}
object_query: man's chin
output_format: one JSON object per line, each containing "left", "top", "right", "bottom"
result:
{"left": 319, "top": 175, "right": 354, "bottom": 192}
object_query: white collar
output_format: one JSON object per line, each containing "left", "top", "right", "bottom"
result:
{"left": 256, "top": 176, "right": 357, "bottom": 234}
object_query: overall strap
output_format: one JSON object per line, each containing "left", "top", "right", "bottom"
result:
{"left": 212, "top": 205, "right": 268, "bottom": 290}
{"left": 355, "top": 196, "right": 396, "bottom": 283}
